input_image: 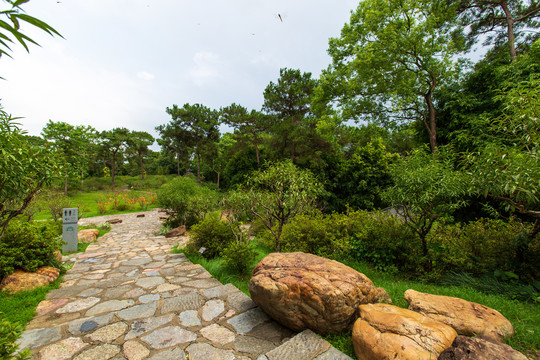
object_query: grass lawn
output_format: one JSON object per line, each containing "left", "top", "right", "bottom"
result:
{"left": 175, "top": 240, "right": 540, "bottom": 359}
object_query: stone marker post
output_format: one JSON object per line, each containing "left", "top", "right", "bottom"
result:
{"left": 62, "top": 208, "right": 79, "bottom": 253}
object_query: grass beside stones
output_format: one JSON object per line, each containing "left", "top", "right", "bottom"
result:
{"left": 175, "top": 241, "right": 540, "bottom": 359}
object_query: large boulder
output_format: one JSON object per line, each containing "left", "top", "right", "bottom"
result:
{"left": 165, "top": 225, "right": 186, "bottom": 238}
{"left": 352, "top": 303, "right": 457, "bottom": 360}
{"left": 404, "top": 289, "right": 514, "bottom": 341}
{"left": 78, "top": 229, "right": 99, "bottom": 243}
{"left": 0, "top": 266, "right": 60, "bottom": 293}
{"left": 248, "top": 252, "right": 391, "bottom": 335}
{"left": 438, "top": 335, "right": 528, "bottom": 360}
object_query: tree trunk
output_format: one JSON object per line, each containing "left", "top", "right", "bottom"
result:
{"left": 217, "top": 172, "right": 220, "bottom": 189}
{"left": 138, "top": 151, "right": 145, "bottom": 180}
{"left": 275, "top": 220, "right": 283, "bottom": 252}
{"left": 177, "top": 151, "right": 180, "bottom": 176}
{"left": 530, "top": 217, "right": 540, "bottom": 239}
{"left": 423, "top": 90, "right": 438, "bottom": 152}
{"left": 500, "top": 0, "right": 517, "bottom": 59}
{"left": 197, "top": 153, "right": 201, "bottom": 185}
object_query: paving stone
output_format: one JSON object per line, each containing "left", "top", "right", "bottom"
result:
{"left": 47, "top": 285, "right": 90, "bottom": 299}
{"left": 179, "top": 310, "right": 201, "bottom": 327}
{"left": 123, "top": 258, "right": 152, "bottom": 266}
{"left": 314, "top": 347, "right": 354, "bottom": 360}
{"left": 161, "top": 293, "right": 204, "bottom": 314}
{"left": 227, "top": 308, "right": 270, "bottom": 334}
{"left": 125, "top": 314, "right": 174, "bottom": 340}
{"left": 117, "top": 302, "right": 157, "bottom": 320}
{"left": 202, "top": 299, "right": 225, "bottom": 322}
{"left": 74, "top": 344, "right": 120, "bottom": 360}
{"left": 183, "top": 278, "right": 221, "bottom": 289}
{"left": 153, "top": 283, "right": 181, "bottom": 293}
{"left": 160, "top": 268, "right": 176, "bottom": 276}
{"left": 123, "top": 340, "right": 150, "bottom": 360}
{"left": 139, "top": 294, "right": 160, "bottom": 303}
{"left": 257, "top": 356, "right": 269, "bottom": 360}
{"left": 248, "top": 321, "right": 293, "bottom": 343}
{"left": 103, "top": 285, "right": 132, "bottom": 299}
{"left": 63, "top": 273, "right": 83, "bottom": 280}
{"left": 185, "top": 343, "right": 235, "bottom": 360}
{"left": 84, "top": 273, "right": 105, "bottom": 280}
{"left": 89, "top": 322, "right": 128, "bottom": 342}
{"left": 68, "top": 313, "right": 116, "bottom": 335}
{"left": 86, "top": 299, "right": 134, "bottom": 316}
{"left": 135, "top": 276, "right": 165, "bottom": 289}
{"left": 79, "top": 288, "right": 103, "bottom": 297}
{"left": 17, "top": 326, "right": 62, "bottom": 350}
{"left": 201, "top": 283, "right": 239, "bottom": 298}
{"left": 141, "top": 326, "right": 196, "bottom": 349}
{"left": 123, "top": 288, "right": 145, "bottom": 299}
{"left": 200, "top": 324, "right": 235, "bottom": 345}
{"left": 265, "top": 330, "right": 330, "bottom": 360}
{"left": 235, "top": 335, "right": 275, "bottom": 354}
{"left": 36, "top": 298, "right": 69, "bottom": 316}
{"left": 227, "top": 291, "right": 256, "bottom": 312}
{"left": 39, "top": 337, "right": 89, "bottom": 359}
{"left": 147, "top": 348, "right": 187, "bottom": 360}
{"left": 57, "top": 297, "right": 101, "bottom": 314}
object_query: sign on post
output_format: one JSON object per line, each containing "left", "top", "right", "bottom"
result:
{"left": 62, "top": 208, "right": 79, "bottom": 253}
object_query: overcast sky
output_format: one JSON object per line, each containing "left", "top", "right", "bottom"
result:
{"left": 0, "top": 0, "right": 358, "bottom": 145}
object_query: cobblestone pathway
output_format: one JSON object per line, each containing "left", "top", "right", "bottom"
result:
{"left": 18, "top": 209, "right": 352, "bottom": 360}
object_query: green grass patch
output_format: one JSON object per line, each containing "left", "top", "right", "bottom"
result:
{"left": 0, "top": 275, "right": 63, "bottom": 327}
{"left": 173, "top": 242, "right": 539, "bottom": 358}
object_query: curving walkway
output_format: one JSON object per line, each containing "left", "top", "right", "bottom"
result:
{"left": 18, "top": 209, "right": 352, "bottom": 360}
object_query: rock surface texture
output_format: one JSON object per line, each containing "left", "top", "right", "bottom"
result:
{"left": 0, "top": 266, "right": 60, "bottom": 293}
{"left": 165, "top": 225, "right": 186, "bottom": 238}
{"left": 17, "top": 210, "right": 349, "bottom": 360}
{"left": 249, "top": 252, "right": 391, "bottom": 335}
{"left": 78, "top": 229, "right": 99, "bottom": 243}
{"left": 404, "top": 289, "right": 514, "bottom": 341}
{"left": 438, "top": 335, "right": 528, "bottom": 360}
{"left": 352, "top": 303, "right": 457, "bottom": 360}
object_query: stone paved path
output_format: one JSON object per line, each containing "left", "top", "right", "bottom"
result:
{"left": 18, "top": 209, "right": 352, "bottom": 360}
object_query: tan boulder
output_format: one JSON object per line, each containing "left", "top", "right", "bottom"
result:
{"left": 0, "top": 266, "right": 60, "bottom": 293}
{"left": 248, "top": 252, "right": 391, "bottom": 335}
{"left": 352, "top": 303, "right": 457, "bottom": 360}
{"left": 438, "top": 335, "right": 528, "bottom": 360}
{"left": 78, "top": 229, "right": 99, "bottom": 243}
{"left": 165, "top": 225, "right": 186, "bottom": 238}
{"left": 404, "top": 289, "right": 514, "bottom": 341}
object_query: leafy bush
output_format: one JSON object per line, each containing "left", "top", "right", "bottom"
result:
{"left": 429, "top": 218, "right": 539, "bottom": 279}
{"left": 41, "top": 192, "right": 72, "bottom": 222}
{"left": 222, "top": 242, "right": 257, "bottom": 275}
{"left": 0, "top": 221, "right": 62, "bottom": 278}
{"left": 0, "top": 315, "right": 30, "bottom": 360}
{"left": 157, "top": 176, "right": 218, "bottom": 227}
{"left": 186, "top": 213, "right": 235, "bottom": 259}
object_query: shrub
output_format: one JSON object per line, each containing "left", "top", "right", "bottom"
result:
{"left": 186, "top": 213, "right": 235, "bottom": 259}
{"left": 0, "top": 315, "right": 30, "bottom": 360}
{"left": 157, "top": 176, "right": 218, "bottom": 227}
{"left": 222, "top": 242, "right": 257, "bottom": 275}
{"left": 42, "top": 192, "right": 71, "bottom": 222}
{"left": 0, "top": 220, "right": 62, "bottom": 278}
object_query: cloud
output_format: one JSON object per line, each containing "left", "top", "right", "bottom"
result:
{"left": 137, "top": 71, "right": 155, "bottom": 80}
{"left": 189, "top": 52, "right": 221, "bottom": 87}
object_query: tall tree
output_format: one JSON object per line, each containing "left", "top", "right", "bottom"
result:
{"left": 316, "top": 0, "right": 466, "bottom": 151}
{"left": 41, "top": 120, "right": 97, "bottom": 194}
{"left": 156, "top": 122, "right": 188, "bottom": 176}
{"left": 456, "top": 0, "right": 540, "bottom": 59}
{"left": 263, "top": 68, "right": 320, "bottom": 163}
{"left": 126, "top": 130, "right": 154, "bottom": 180}
{"left": 220, "top": 104, "right": 270, "bottom": 168}
{"left": 99, "top": 128, "right": 129, "bottom": 188}
{"left": 164, "top": 103, "right": 220, "bottom": 185}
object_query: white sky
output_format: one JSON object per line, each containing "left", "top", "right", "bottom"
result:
{"left": 0, "top": 0, "right": 358, "bottom": 146}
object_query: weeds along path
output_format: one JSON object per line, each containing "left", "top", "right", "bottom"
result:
{"left": 18, "top": 208, "right": 351, "bottom": 360}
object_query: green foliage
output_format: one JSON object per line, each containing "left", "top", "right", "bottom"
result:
{"left": 41, "top": 192, "right": 71, "bottom": 222}
{"left": 222, "top": 242, "right": 257, "bottom": 275}
{"left": 0, "top": 111, "right": 61, "bottom": 238}
{"left": 186, "top": 213, "right": 235, "bottom": 259}
{"left": 0, "top": 220, "right": 62, "bottom": 278}
{"left": 244, "top": 161, "right": 324, "bottom": 252}
{"left": 157, "top": 176, "right": 218, "bottom": 227}
{"left": 0, "top": 315, "right": 30, "bottom": 360}
{"left": 383, "top": 148, "right": 468, "bottom": 272}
